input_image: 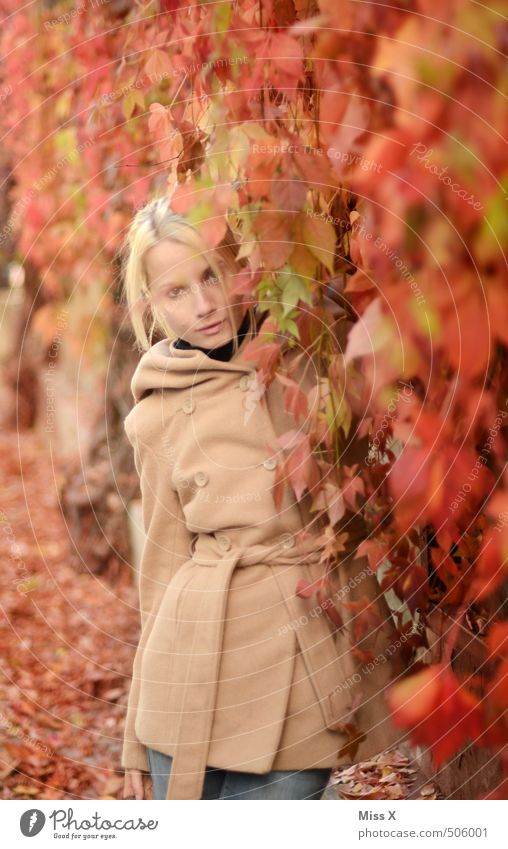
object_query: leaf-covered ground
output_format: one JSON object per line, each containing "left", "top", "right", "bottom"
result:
{"left": 326, "top": 749, "right": 442, "bottom": 800}
{"left": 0, "top": 427, "right": 440, "bottom": 800}
{"left": 0, "top": 429, "right": 137, "bottom": 800}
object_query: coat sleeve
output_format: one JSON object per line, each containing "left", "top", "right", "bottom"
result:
{"left": 121, "top": 436, "right": 195, "bottom": 772}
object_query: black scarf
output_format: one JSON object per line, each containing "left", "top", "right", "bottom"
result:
{"left": 173, "top": 308, "right": 254, "bottom": 362}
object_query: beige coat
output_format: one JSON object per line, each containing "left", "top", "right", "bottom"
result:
{"left": 121, "top": 312, "right": 405, "bottom": 799}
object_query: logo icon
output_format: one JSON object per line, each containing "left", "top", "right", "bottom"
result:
{"left": 20, "top": 809, "right": 46, "bottom": 837}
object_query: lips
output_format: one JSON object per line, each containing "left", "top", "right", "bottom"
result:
{"left": 199, "top": 319, "right": 224, "bottom": 334}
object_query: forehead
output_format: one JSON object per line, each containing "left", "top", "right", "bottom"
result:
{"left": 145, "top": 239, "right": 212, "bottom": 284}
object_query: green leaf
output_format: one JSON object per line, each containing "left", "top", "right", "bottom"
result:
{"left": 283, "top": 317, "right": 300, "bottom": 339}
{"left": 212, "top": 1, "right": 232, "bottom": 33}
{"left": 54, "top": 128, "right": 77, "bottom": 155}
{"left": 280, "top": 269, "right": 313, "bottom": 317}
{"left": 18, "top": 574, "right": 39, "bottom": 593}
{"left": 55, "top": 90, "right": 73, "bottom": 121}
{"left": 186, "top": 200, "right": 214, "bottom": 227}
{"left": 481, "top": 175, "right": 508, "bottom": 249}
{"left": 278, "top": 309, "right": 300, "bottom": 339}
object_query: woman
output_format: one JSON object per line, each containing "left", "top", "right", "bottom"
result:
{"left": 119, "top": 196, "right": 404, "bottom": 800}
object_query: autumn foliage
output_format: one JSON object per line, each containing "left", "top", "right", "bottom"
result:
{"left": 1, "top": 0, "right": 507, "bottom": 794}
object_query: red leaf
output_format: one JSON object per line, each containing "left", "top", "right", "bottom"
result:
{"left": 197, "top": 216, "right": 228, "bottom": 250}
{"left": 296, "top": 578, "right": 315, "bottom": 599}
{"left": 148, "top": 102, "right": 172, "bottom": 138}
{"left": 469, "top": 529, "right": 508, "bottom": 601}
{"left": 267, "top": 32, "right": 304, "bottom": 81}
{"left": 171, "top": 179, "right": 212, "bottom": 214}
{"left": 387, "top": 664, "right": 484, "bottom": 766}
{"left": 486, "top": 622, "right": 508, "bottom": 658}
{"left": 394, "top": 564, "right": 429, "bottom": 616}
{"left": 357, "top": 538, "right": 389, "bottom": 571}
{"left": 275, "top": 373, "right": 309, "bottom": 423}
{"left": 285, "top": 434, "right": 320, "bottom": 500}
{"left": 252, "top": 209, "right": 293, "bottom": 270}
{"left": 316, "top": 586, "right": 344, "bottom": 630}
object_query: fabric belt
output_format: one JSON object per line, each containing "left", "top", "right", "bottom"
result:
{"left": 163, "top": 531, "right": 354, "bottom": 800}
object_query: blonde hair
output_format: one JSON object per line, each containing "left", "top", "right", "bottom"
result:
{"left": 119, "top": 195, "right": 254, "bottom": 353}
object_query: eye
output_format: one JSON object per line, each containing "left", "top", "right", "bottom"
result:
{"left": 166, "top": 286, "right": 184, "bottom": 298}
{"left": 202, "top": 267, "right": 219, "bottom": 285}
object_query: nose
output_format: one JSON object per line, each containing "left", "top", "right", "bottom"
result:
{"left": 192, "top": 280, "right": 216, "bottom": 316}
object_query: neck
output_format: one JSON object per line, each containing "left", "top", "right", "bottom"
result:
{"left": 173, "top": 309, "right": 253, "bottom": 362}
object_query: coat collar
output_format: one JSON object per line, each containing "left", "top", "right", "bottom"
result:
{"left": 130, "top": 308, "right": 293, "bottom": 403}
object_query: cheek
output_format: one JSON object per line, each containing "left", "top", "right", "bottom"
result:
{"left": 152, "top": 299, "right": 182, "bottom": 329}
{"left": 161, "top": 298, "right": 198, "bottom": 330}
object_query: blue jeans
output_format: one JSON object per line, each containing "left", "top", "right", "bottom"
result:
{"left": 147, "top": 747, "right": 332, "bottom": 800}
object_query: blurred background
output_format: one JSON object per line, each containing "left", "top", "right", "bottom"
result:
{"left": 0, "top": 0, "right": 506, "bottom": 801}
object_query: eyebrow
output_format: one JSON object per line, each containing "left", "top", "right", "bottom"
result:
{"left": 157, "top": 264, "right": 215, "bottom": 289}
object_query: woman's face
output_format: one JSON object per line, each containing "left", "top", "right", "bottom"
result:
{"left": 144, "top": 238, "right": 244, "bottom": 347}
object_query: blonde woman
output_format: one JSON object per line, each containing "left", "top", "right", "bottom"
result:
{"left": 119, "top": 196, "right": 403, "bottom": 800}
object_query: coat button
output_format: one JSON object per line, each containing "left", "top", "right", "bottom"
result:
{"left": 278, "top": 532, "right": 295, "bottom": 549}
{"left": 239, "top": 374, "right": 254, "bottom": 391}
{"left": 216, "top": 533, "right": 232, "bottom": 551}
{"left": 262, "top": 456, "right": 277, "bottom": 470}
{"left": 193, "top": 471, "right": 209, "bottom": 487}
{"left": 182, "top": 397, "right": 195, "bottom": 414}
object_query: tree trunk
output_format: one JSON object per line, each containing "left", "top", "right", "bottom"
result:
{"left": 58, "top": 273, "right": 142, "bottom": 582}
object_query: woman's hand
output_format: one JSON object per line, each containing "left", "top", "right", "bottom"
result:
{"left": 123, "top": 768, "right": 152, "bottom": 800}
